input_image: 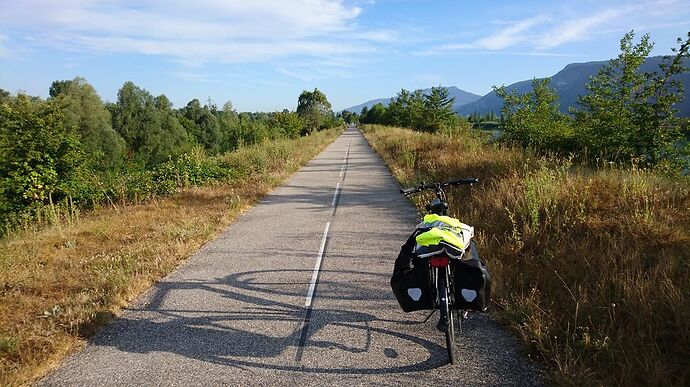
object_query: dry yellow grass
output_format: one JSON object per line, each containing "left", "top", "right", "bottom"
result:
{"left": 362, "top": 125, "right": 690, "bottom": 386}
{"left": 0, "top": 128, "right": 340, "bottom": 386}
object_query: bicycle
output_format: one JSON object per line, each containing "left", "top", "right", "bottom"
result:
{"left": 398, "top": 178, "right": 480, "bottom": 364}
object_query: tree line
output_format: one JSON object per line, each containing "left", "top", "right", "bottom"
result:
{"left": 0, "top": 80, "right": 340, "bottom": 232}
{"left": 352, "top": 31, "right": 689, "bottom": 170}
{"left": 358, "top": 86, "right": 468, "bottom": 133}
{"left": 496, "top": 31, "right": 690, "bottom": 169}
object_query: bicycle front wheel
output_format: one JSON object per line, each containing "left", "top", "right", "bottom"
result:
{"left": 439, "top": 277, "right": 456, "bottom": 364}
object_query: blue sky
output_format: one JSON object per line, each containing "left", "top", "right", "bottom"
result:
{"left": 1, "top": 0, "right": 689, "bottom": 111}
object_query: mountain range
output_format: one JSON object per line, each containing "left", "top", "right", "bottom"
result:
{"left": 343, "top": 56, "right": 690, "bottom": 118}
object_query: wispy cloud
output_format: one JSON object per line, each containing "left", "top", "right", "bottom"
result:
{"left": 275, "top": 61, "right": 359, "bottom": 82}
{"left": 276, "top": 67, "right": 313, "bottom": 81}
{"left": 536, "top": 8, "right": 629, "bottom": 49}
{"left": 412, "top": 15, "right": 549, "bottom": 55}
{"left": 411, "top": 48, "right": 578, "bottom": 57}
{"left": 624, "top": 20, "right": 690, "bottom": 33}
{"left": 475, "top": 15, "right": 550, "bottom": 50}
{"left": 536, "top": 1, "right": 689, "bottom": 49}
{"left": 413, "top": 0, "right": 689, "bottom": 56}
{"left": 0, "top": 0, "right": 386, "bottom": 65}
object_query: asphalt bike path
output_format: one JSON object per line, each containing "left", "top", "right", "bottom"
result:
{"left": 41, "top": 126, "right": 544, "bottom": 386}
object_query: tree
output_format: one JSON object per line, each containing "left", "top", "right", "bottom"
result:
{"left": 421, "top": 86, "right": 457, "bottom": 132}
{"left": 0, "top": 88, "right": 10, "bottom": 103}
{"left": 296, "top": 88, "right": 332, "bottom": 134}
{"left": 111, "top": 82, "right": 189, "bottom": 165}
{"left": 408, "top": 90, "right": 426, "bottom": 130}
{"left": 387, "top": 89, "right": 410, "bottom": 127}
{"left": 48, "top": 77, "right": 126, "bottom": 171}
{"left": 376, "top": 89, "right": 423, "bottom": 129}
{"left": 271, "top": 110, "right": 302, "bottom": 138}
{"left": 468, "top": 111, "right": 480, "bottom": 124}
{"left": 572, "top": 30, "right": 690, "bottom": 164}
{"left": 360, "top": 87, "right": 460, "bottom": 132}
{"left": 340, "top": 110, "right": 358, "bottom": 124}
{"left": 155, "top": 94, "right": 190, "bottom": 159}
{"left": 217, "top": 100, "right": 240, "bottom": 152}
{"left": 362, "top": 103, "right": 388, "bottom": 124}
{"left": 48, "top": 81, "right": 71, "bottom": 98}
{"left": 495, "top": 78, "right": 574, "bottom": 151}
{"left": 359, "top": 106, "right": 370, "bottom": 123}
{"left": 180, "top": 98, "right": 222, "bottom": 154}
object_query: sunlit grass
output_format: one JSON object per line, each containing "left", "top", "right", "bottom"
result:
{"left": 362, "top": 124, "right": 690, "bottom": 386}
{"left": 0, "top": 128, "right": 341, "bottom": 386}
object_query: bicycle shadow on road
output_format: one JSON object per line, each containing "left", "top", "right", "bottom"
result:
{"left": 90, "top": 268, "right": 450, "bottom": 374}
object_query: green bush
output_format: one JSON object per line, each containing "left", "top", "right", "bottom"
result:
{"left": 152, "top": 148, "right": 230, "bottom": 192}
{"left": 495, "top": 78, "right": 576, "bottom": 153}
{"left": 0, "top": 96, "right": 84, "bottom": 231}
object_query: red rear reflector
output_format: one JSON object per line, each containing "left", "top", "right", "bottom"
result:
{"left": 430, "top": 256, "right": 449, "bottom": 267}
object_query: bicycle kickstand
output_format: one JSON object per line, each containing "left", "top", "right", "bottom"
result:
{"left": 421, "top": 310, "right": 437, "bottom": 323}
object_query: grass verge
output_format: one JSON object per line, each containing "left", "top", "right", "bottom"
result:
{"left": 0, "top": 128, "right": 341, "bottom": 386}
{"left": 362, "top": 124, "right": 690, "bottom": 386}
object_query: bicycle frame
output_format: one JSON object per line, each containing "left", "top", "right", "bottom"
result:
{"left": 429, "top": 258, "right": 454, "bottom": 323}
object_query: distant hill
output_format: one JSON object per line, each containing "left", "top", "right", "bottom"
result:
{"left": 343, "top": 86, "right": 482, "bottom": 113}
{"left": 456, "top": 56, "right": 690, "bottom": 117}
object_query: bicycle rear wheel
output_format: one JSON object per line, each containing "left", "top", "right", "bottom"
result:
{"left": 439, "top": 277, "right": 456, "bottom": 364}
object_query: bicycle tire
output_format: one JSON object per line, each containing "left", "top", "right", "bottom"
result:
{"left": 439, "top": 278, "right": 456, "bottom": 364}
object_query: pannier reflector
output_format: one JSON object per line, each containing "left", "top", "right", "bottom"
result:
{"left": 407, "top": 288, "right": 422, "bottom": 301}
{"left": 430, "top": 256, "right": 449, "bottom": 267}
{"left": 461, "top": 289, "right": 477, "bottom": 302}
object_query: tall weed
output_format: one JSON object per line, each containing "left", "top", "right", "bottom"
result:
{"left": 0, "top": 128, "right": 341, "bottom": 385}
{"left": 363, "top": 124, "right": 690, "bottom": 386}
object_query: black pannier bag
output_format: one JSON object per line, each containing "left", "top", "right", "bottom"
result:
{"left": 391, "top": 257, "right": 435, "bottom": 312}
{"left": 391, "top": 230, "right": 435, "bottom": 312}
{"left": 452, "top": 240, "right": 491, "bottom": 311}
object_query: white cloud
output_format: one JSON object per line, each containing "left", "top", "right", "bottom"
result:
{"left": 437, "top": 43, "right": 478, "bottom": 51}
{"left": 535, "top": 1, "right": 687, "bottom": 49}
{"left": 413, "top": 0, "right": 689, "bottom": 56}
{"left": 475, "top": 15, "right": 550, "bottom": 50}
{"left": 411, "top": 47, "right": 578, "bottom": 58}
{"left": 633, "top": 20, "right": 690, "bottom": 31}
{"left": 536, "top": 8, "right": 626, "bottom": 49}
{"left": 0, "top": 0, "right": 383, "bottom": 64}
{"left": 276, "top": 67, "right": 313, "bottom": 81}
{"left": 412, "top": 15, "right": 549, "bottom": 55}
{"left": 275, "top": 58, "right": 361, "bottom": 82}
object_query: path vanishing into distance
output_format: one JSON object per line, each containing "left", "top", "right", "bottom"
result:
{"left": 41, "top": 127, "right": 544, "bottom": 386}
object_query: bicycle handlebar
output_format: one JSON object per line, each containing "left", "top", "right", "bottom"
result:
{"left": 400, "top": 178, "right": 479, "bottom": 196}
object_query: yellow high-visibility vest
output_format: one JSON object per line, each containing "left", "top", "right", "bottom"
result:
{"left": 415, "top": 214, "right": 473, "bottom": 252}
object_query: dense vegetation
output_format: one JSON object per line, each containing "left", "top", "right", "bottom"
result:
{"left": 363, "top": 124, "right": 690, "bottom": 385}
{"left": 0, "top": 81, "right": 342, "bottom": 234}
{"left": 467, "top": 111, "right": 501, "bottom": 130}
{"left": 495, "top": 31, "right": 690, "bottom": 171}
{"left": 360, "top": 31, "right": 690, "bottom": 386}
{"left": 358, "top": 86, "right": 471, "bottom": 134}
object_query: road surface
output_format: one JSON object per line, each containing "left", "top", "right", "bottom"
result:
{"left": 41, "top": 126, "right": 544, "bottom": 386}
